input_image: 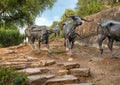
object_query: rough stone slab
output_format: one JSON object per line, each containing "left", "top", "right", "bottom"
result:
{"left": 57, "top": 70, "right": 69, "bottom": 76}
{"left": 70, "top": 68, "right": 90, "bottom": 77}
{"left": 30, "top": 62, "right": 41, "bottom": 68}
{"left": 1, "top": 56, "right": 17, "bottom": 61}
{"left": 28, "top": 74, "right": 55, "bottom": 85}
{"left": 18, "top": 67, "right": 49, "bottom": 75}
{"left": 57, "top": 62, "right": 80, "bottom": 70}
{"left": 13, "top": 64, "right": 28, "bottom": 70}
{"left": 1, "top": 49, "right": 16, "bottom": 54}
{"left": 45, "top": 75, "right": 79, "bottom": 85}
{"left": 2, "top": 62, "right": 31, "bottom": 66}
{"left": 4, "top": 64, "right": 27, "bottom": 70}
{"left": 26, "top": 56, "right": 38, "bottom": 61}
{"left": 40, "top": 60, "right": 56, "bottom": 66}
{"left": 8, "top": 59, "right": 28, "bottom": 62}
{"left": 65, "top": 83, "right": 94, "bottom": 85}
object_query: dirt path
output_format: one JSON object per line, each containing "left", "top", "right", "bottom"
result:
{"left": 0, "top": 39, "right": 120, "bottom": 85}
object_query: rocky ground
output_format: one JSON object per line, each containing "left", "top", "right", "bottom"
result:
{"left": 0, "top": 38, "right": 120, "bottom": 85}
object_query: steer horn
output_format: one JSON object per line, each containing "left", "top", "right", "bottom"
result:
{"left": 81, "top": 18, "right": 94, "bottom": 22}
{"left": 65, "top": 14, "right": 76, "bottom": 20}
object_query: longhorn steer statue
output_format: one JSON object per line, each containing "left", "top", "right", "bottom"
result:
{"left": 50, "top": 24, "right": 60, "bottom": 40}
{"left": 25, "top": 25, "right": 51, "bottom": 53}
{"left": 62, "top": 15, "right": 92, "bottom": 56}
{"left": 97, "top": 20, "right": 120, "bottom": 55}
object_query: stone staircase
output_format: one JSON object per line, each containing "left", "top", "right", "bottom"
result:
{"left": 0, "top": 55, "right": 94, "bottom": 85}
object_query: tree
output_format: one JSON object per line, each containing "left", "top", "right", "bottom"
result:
{"left": 49, "top": 21, "right": 59, "bottom": 29}
{"left": 75, "top": 0, "right": 120, "bottom": 17}
{"left": 0, "top": 0, "right": 57, "bottom": 27}
{"left": 61, "top": 9, "right": 76, "bottom": 22}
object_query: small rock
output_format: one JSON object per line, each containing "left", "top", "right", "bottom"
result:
{"left": 57, "top": 70, "right": 69, "bottom": 76}
{"left": 18, "top": 67, "right": 49, "bottom": 75}
{"left": 28, "top": 74, "right": 55, "bottom": 85}
{"left": 70, "top": 68, "right": 90, "bottom": 77}
{"left": 40, "top": 60, "right": 56, "bottom": 66}
{"left": 57, "top": 62, "right": 80, "bottom": 70}
{"left": 46, "top": 75, "right": 79, "bottom": 85}
{"left": 65, "top": 83, "right": 94, "bottom": 85}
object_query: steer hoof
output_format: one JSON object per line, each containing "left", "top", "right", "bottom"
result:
{"left": 69, "top": 53, "right": 74, "bottom": 57}
{"left": 48, "top": 50, "right": 52, "bottom": 53}
{"left": 37, "top": 50, "right": 41, "bottom": 53}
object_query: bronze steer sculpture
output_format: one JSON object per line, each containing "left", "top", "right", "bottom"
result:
{"left": 97, "top": 20, "right": 120, "bottom": 55}
{"left": 50, "top": 24, "right": 60, "bottom": 40}
{"left": 25, "top": 25, "right": 51, "bottom": 53}
{"left": 62, "top": 15, "right": 92, "bottom": 56}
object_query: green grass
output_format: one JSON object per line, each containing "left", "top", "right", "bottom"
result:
{"left": 51, "top": 49, "right": 65, "bottom": 54}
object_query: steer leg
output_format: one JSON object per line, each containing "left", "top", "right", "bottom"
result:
{"left": 56, "top": 31, "right": 59, "bottom": 40}
{"left": 64, "top": 38, "right": 66, "bottom": 46}
{"left": 56, "top": 31, "right": 60, "bottom": 40}
{"left": 29, "top": 37, "right": 35, "bottom": 51}
{"left": 68, "top": 40, "right": 73, "bottom": 56}
{"left": 107, "top": 37, "right": 114, "bottom": 56}
{"left": 38, "top": 40, "right": 41, "bottom": 53}
{"left": 65, "top": 38, "right": 69, "bottom": 51}
{"left": 46, "top": 43, "right": 51, "bottom": 53}
{"left": 98, "top": 34, "right": 106, "bottom": 54}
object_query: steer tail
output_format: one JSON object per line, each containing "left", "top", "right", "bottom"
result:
{"left": 97, "top": 24, "right": 101, "bottom": 34}
{"left": 76, "top": 33, "right": 81, "bottom": 38}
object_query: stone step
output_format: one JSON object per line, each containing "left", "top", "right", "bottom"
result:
{"left": 18, "top": 67, "right": 49, "bottom": 75}
{"left": 70, "top": 68, "right": 90, "bottom": 77}
{"left": 57, "top": 62, "right": 80, "bottom": 70}
{"left": 1, "top": 62, "right": 31, "bottom": 69}
{"left": 7, "top": 59, "right": 29, "bottom": 62}
{"left": 30, "top": 62, "right": 42, "bottom": 68}
{"left": 40, "top": 60, "right": 56, "bottom": 66}
{"left": 3, "top": 64, "right": 27, "bottom": 70}
{"left": 26, "top": 56, "right": 38, "bottom": 61}
{"left": 28, "top": 74, "right": 55, "bottom": 85}
{"left": 45, "top": 75, "right": 79, "bottom": 85}
{"left": 65, "top": 83, "right": 94, "bottom": 85}
{"left": 1, "top": 56, "right": 17, "bottom": 61}
{"left": 1, "top": 62, "right": 31, "bottom": 66}
{"left": 57, "top": 70, "right": 69, "bottom": 76}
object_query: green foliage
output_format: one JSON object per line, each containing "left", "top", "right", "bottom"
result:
{"left": 49, "top": 21, "right": 59, "bottom": 29}
{"left": 0, "top": 67, "right": 28, "bottom": 85}
{"left": 75, "top": 0, "right": 104, "bottom": 17}
{"left": 61, "top": 9, "right": 76, "bottom": 22}
{"left": 51, "top": 49, "right": 65, "bottom": 53}
{"left": 75, "top": 0, "right": 120, "bottom": 17}
{"left": 0, "top": 28, "right": 24, "bottom": 47}
{"left": 0, "top": 0, "right": 57, "bottom": 27}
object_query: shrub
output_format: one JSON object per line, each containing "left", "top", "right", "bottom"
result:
{"left": 0, "top": 28, "right": 24, "bottom": 47}
{"left": 0, "top": 67, "right": 28, "bottom": 85}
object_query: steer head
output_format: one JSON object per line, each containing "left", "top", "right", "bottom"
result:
{"left": 65, "top": 14, "right": 93, "bottom": 26}
{"left": 41, "top": 30, "right": 52, "bottom": 44}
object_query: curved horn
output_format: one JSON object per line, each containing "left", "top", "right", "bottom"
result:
{"left": 65, "top": 14, "right": 75, "bottom": 20}
{"left": 81, "top": 18, "right": 94, "bottom": 22}
{"left": 65, "top": 14, "right": 68, "bottom": 18}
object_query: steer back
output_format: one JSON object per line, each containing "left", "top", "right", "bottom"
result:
{"left": 110, "top": 24, "right": 120, "bottom": 41}
{"left": 97, "top": 20, "right": 120, "bottom": 35}
{"left": 25, "top": 25, "right": 48, "bottom": 41}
